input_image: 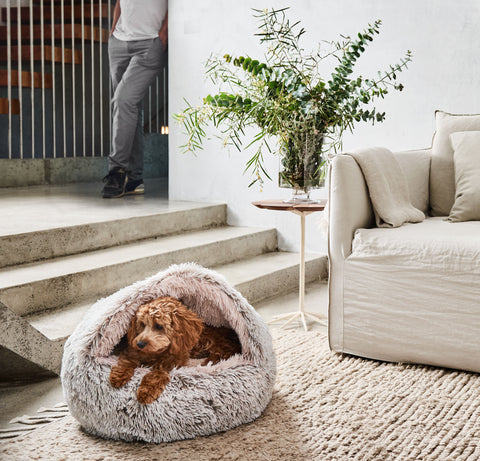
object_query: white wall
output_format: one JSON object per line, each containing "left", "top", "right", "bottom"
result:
{"left": 169, "top": 0, "right": 480, "bottom": 254}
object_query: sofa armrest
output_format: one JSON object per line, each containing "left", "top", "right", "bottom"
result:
{"left": 328, "top": 154, "right": 374, "bottom": 351}
{"left": 328, "top": 154, "right": 374, "bottom": 262}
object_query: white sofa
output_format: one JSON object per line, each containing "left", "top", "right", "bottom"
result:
{"left": 328, "top": 111, "right": 480, "bottom": 373}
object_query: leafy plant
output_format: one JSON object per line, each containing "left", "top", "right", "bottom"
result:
{"left": 174, "top": 7, "right": 412, "bottom": 188}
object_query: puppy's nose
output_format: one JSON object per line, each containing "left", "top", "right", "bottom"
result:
{"left": 137, "top": 340, "right": 147, "bottom": 349}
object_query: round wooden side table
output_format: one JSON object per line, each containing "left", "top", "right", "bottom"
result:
{"left": 252, "top": 199, "right": 328, "bottom": 331}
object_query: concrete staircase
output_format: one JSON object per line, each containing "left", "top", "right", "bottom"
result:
{"left": 0, "top": 185, "right": 327, "bottom": 382}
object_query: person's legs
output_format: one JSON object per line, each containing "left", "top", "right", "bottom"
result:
{"left": 109, "top": 37, "right": 164, "bottom": 177}
{"left": 109, "top": 36, "right": 131, "bottom": 95}
{"left": 103, "top": 36, "right": 131, "bottom": 198}
{"left": 127, "top": 101, "right": 144, "bottom": 181}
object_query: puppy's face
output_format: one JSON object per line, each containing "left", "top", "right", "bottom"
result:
{"left": 127, "top": 299, "right": 176, "bottom": 354}
{"left": 126, "top": 296, "right": 203, "bottom": 356}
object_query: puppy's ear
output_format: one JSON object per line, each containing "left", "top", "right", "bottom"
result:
{"left": 170, "top": 307, "right": 203, "bottom": 354}
{"left": 126, "top": 316, "right": 139, "bottom": 346}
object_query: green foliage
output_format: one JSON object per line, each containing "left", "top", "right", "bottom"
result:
{"left": 174, "top": 7, "right": 412, "bottom": 188}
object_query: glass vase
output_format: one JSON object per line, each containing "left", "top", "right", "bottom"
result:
{"left": 278, "top": 132, "right": 326, "bottom": 203}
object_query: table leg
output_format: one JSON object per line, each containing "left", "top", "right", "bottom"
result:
{"left": 267, "top": 210, "right": 327, "bottom": 331}
{"left": 299, "top": 212, "right": 306, "bottom": 317}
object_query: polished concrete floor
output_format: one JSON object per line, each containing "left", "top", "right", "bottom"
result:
{"left": 0, "top": 281, "right": 328, "bottom": 432}
{"left": 0, "top": 178, "right": 227, "bottom": 237}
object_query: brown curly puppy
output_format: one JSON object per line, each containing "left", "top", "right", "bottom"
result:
{"left": 191, "top": 324, "right": 242, "bottom": 366}
{"left": 109, "top": 296, "right": 241, "bottom": 404}
{"left": 109, "top": 296, "right": 203, "bottom": 404}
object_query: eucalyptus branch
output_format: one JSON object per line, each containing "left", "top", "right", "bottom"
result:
{"left": 175, "top": 7, "right": 412, "bottom": 187}
{"left": 364, "top": 53, "right": 412, "bottom": 92}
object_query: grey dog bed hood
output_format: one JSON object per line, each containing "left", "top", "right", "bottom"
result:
{"left": 61, "top": 263, "right": 277, "bottom": 443}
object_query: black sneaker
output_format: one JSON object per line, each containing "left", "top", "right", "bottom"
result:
{"left": 102, "top": 167, "right": 126, "bottom": 198}
{"left": 125, "top": 178, "right": 144, "bottom": 195}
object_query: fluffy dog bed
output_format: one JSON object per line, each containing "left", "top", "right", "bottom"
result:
{"left": 61, "top": 263, "right": 276, "bottom": 443}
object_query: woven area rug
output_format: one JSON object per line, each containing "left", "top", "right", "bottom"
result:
{"left": 1, "top": 330, "right": 479, "bottom": 460}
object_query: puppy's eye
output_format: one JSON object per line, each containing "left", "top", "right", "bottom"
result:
{"left": 155, "top": 324, "right": 164, "bottom": 331}
{"left": 137, "top": 321, "right": 145, "bottom": 329}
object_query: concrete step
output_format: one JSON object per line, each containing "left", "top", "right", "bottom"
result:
{"left": 0, "top": 202, "right": 227, "bottom": 268}
{"left": 0, "top": 181, "right": 328, "bottom": 381}
{"left": 26, "top": 251, "right": 327, "bottom": 342}
{"left": 18, "top": 250, "right": 327, "bottom": 374}
{"left": 0, "top": 226, "right": 277, "bottom": 317}
{"left": 218, "top": 251, "right": 328, "bottom": 305}
{"left": 0, "top": 301, "right": 63, "bottom": 379}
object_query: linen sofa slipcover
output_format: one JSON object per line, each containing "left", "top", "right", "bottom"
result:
{"left": 328, "top": 111, "right": 480, "bottom": 373}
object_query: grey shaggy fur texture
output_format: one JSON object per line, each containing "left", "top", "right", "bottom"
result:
{"left": 61, "top": 263, "right": 277, "bottom": 443}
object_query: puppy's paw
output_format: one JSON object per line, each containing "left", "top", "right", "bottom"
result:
{"left": 137, "top": 384, "right": 164, "bottom": 405}
{"left": 109, "top": 366, "right": 132, "bottom": 388}
{"left": 136, "top": 371, "right": 169, "bottom": 404}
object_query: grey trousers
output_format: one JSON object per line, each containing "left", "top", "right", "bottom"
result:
{"left": 108, "top": 36, "right": 164, "bottom": 180}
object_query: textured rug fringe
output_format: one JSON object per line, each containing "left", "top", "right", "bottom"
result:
{"left": 0, "top": 403, "right": 69, "bottom": 440}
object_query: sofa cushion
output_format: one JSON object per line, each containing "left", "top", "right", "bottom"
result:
{"left": 448, "top": 131, "right": 480, "bottom": 222}
{"left": 344, "top": 217, "right": 480, "bottom": 373}
{"left": 350, "top": 217, "right": 480, "bottom": 273}
{"left": 430, "top": 111, "right": 480, "bottom": 217}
